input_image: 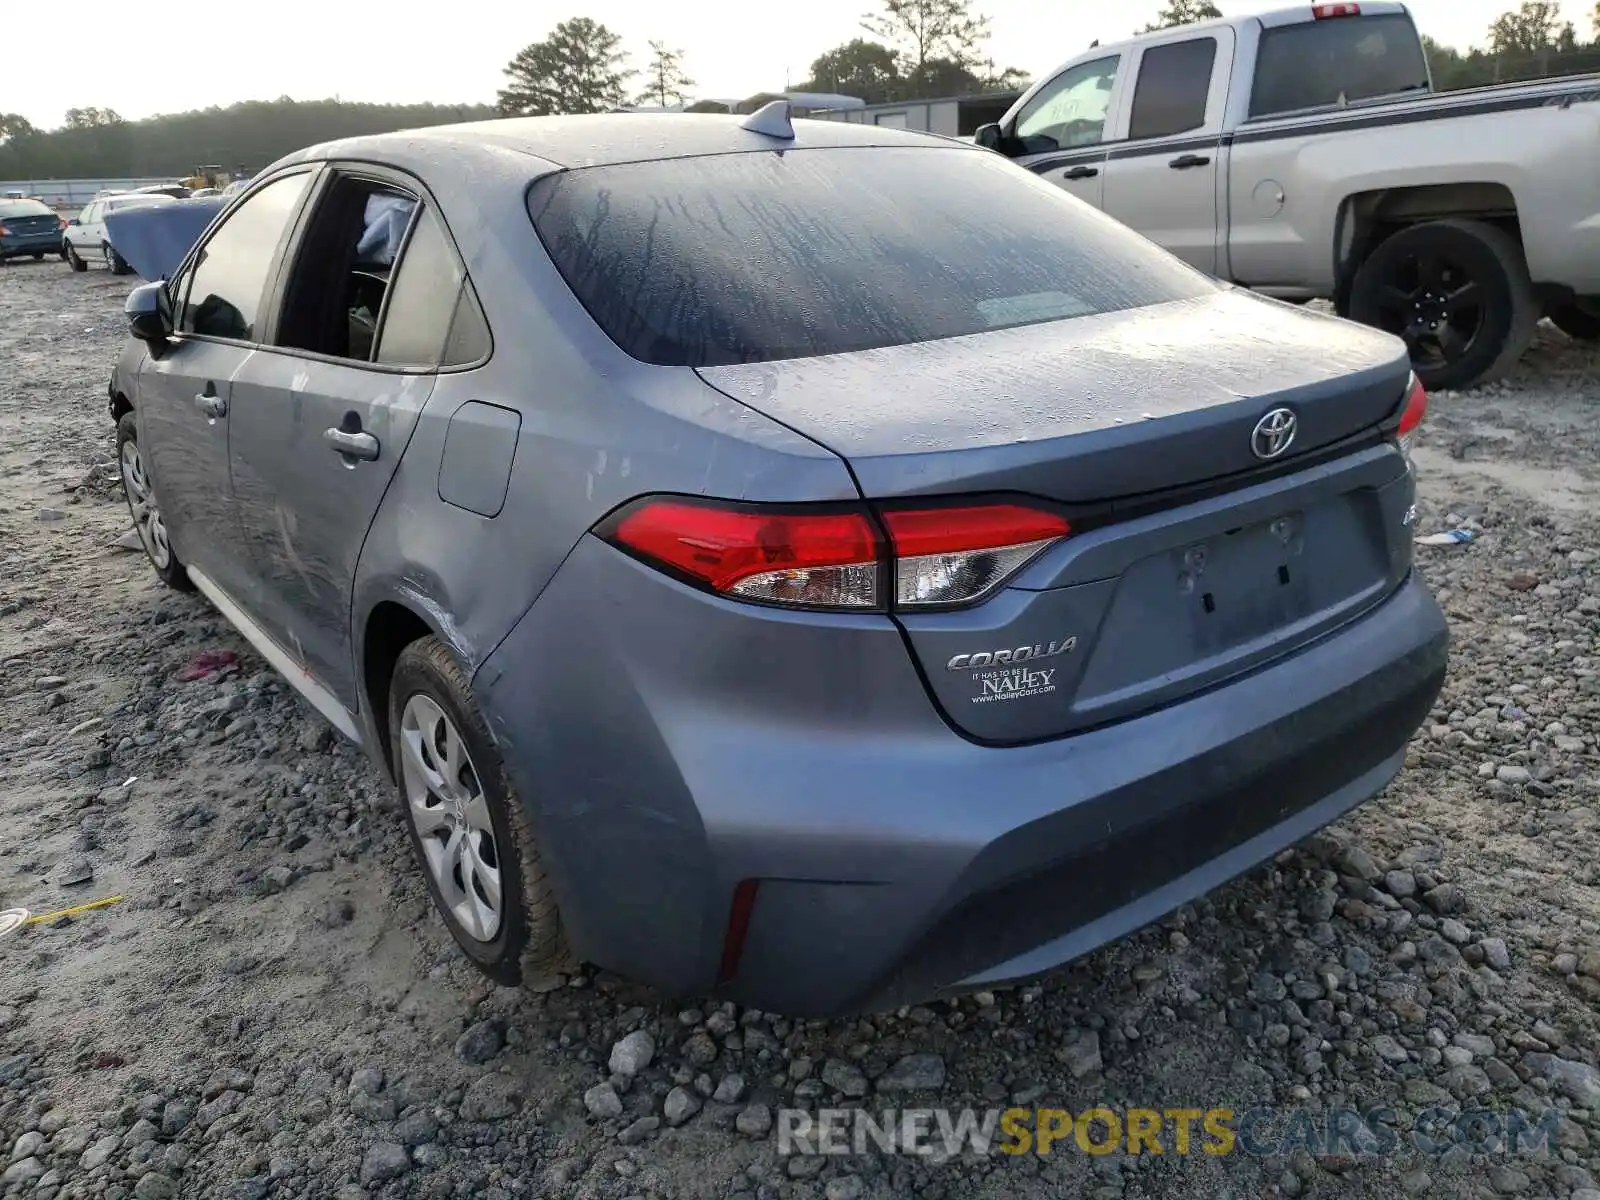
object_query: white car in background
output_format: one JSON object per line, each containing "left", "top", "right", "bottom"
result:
{"left": 63, "top": 193, "right": 176, "bottom": 274}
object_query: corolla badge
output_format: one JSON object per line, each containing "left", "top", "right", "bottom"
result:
{"left": 947, "top": 637, "right": 1077, "bottom": 671}
{"left": 1251, "top": 407, "right": 1298, "bottom": 460}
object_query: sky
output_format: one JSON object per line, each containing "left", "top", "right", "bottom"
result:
{"left": 6, "top": 0, "right": 1597, "bottom": 129}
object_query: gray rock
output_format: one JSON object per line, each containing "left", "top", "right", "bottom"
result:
{"left": 350, "top": 1091, "right": 396, "bottom": 1122}
{"left": 1487, "top": 1166, "right": 1530, "bottom": 1195}
{"left": 160, "top": 1099, "right": 194, "bottom": 1136}
{"left": 55, "top": 858, "right": 93, "bottom": 886}
{"left": 195, "top": 1090, "right": 244, "bottom": 1128}
{"left": 81, "top": 1134, "right": 122, "bottom": 1169}
{"left": 412, "top": 1142, "right": 448, "bottom": 1168}
{"left": 713, "top": 1073, "right": 747, "bottom": 1104}
{"left": 825, "top": 1176, "right": 865, "bottom": 1200}
{"left": 348, "top": 1066, "right": 384, "bottom": 1095}
{"left": 1335, "top": 844, "right": 1381, "bottom": 881}
{"left": 609, "top": 1030, "right": 656, "bottom": 1077}
{"left": 663, "top": 1086, "right": 701, "bottom": 1126}
{"left": 1384, "top": 870, "right": 1417, "bottom": 898}
{"left": 133, "top": 1174, "right": 178, "bottom": 1200}
{"left": 1399, "top": 1169, "right": 1432, "bottom": 1195}
{"left": 678, "top": 1032, "right": 716, "bottom": 1069}
{"left": 204, "top": 1066, "right": 255, "bottom": 1098}
{"left": 1523, "top": 1053, "right": 1600, "bottom": 1106}
{"left": 459, "top": 1073, "right": 525, "bottom": 1121}
{"left": 618, "top": 1116, "right": 660, "bottom": 1145}
{"left": 122, "top": 1118, "right": 158, "bottom": 1147}
{"left": 876, "top": 1052, "right": 946, "bottom": 1093}
{"left": 394, "top": 1110, "right": 439, "bottom": 1147}
{"left": 821, "top": 1059, "right": 869, "bottom": 1098}
{"left": 1440, "top": 918, "right": 1471, "bottom": 944}
{"left": 1478, "top": 937, "right": 1511, "bottom": 970}
{"left": 10, "top": 1131, "right": 43, "bottom": 1162}
{"left": 584, "top": 1081, "right": 623, "bottom": 1119}
{"left": 736, "top": 1104, "right": 774, "bottom": 1137}
{"left": 0, "top": 1158, "right": 43, "bottom": 1188}
{"left": 1059, "top": 1029, "right": 1103, "bottom": 1079}
{"left": 359, "top": 1142, "right": 410, "bottom": 1187}
{"left": 455, "top": 1019, "right": 505, "bottom": 1065}
{"left": 1371, "top": 1035, "right": 1408, "bottom": 1064}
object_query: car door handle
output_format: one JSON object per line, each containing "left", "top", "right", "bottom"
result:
{"left": 324, "top": 427, "right": 380, "bottom": 461}
{"left": 1169, "top": 153, "right": 1211, "bottom": 169}
{"left": 194, "top": 392, "right": 227, "bottom": 418}
{"left": 1063, "top": 165, "right": 1100, "bottom": 180}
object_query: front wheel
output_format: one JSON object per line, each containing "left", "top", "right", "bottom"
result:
{"left": 29, "top": 252, "right": 43, "bottom": 261}
{"left": 389, "top": 636, "right": 570, "bottom": 987}
{"left": 104, "top": 242, "right": 132, "bottom": 276}
{"left": 116, "top": 412, "right": 192, "bottom": 591}
{"left": 1348, "top": 218, "right": 1537, "bottom": 392}
{"left": 65, "top": 243, "right": 87, "bottom": 272}
{"left": 1549, "top": 300, "right": 1600, "bottom": 342}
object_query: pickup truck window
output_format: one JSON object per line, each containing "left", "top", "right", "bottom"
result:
{"left": 1250, "top": 13, "right": 1429, "bottom": 119}
{"left": 1013, "top": 55, "right": 1120, "bottom": 154}
{"left": 1129, "top": 38, "right": 1218, "bottom": 140}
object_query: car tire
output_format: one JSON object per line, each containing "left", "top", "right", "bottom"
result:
{"left": 29, "top": 252, "right": 43, "bottom": 261}
{"left": 1349, "top": 218, "right": 1537, "bottom": 392}
{"left": 116, "top": 411, "right": 192, "bottom": 591}
{"left": 104, "top": 242, "right": 132, "bottom": 276}
{"left": 66, "top": 243, "right": 87, "bottom": 272}
{"left": 389, "top": 636, "right": 571, "bottom": 988}
{"left": 1548, "top": 299, "right": 1600, "bottom": 342}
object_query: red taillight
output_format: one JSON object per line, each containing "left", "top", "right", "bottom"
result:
{"left": 1312, "top": 2, "right": 1360, "bottom": 16}
{"left": 602, "top": 497, "right": 1071, "bottom": 611}
{"left": 1397, "top": 372, "right": 1427, "bottom": 458}
{"left": 0, "top": 225, "right": 10, "bottom": 236}
{"left": 608, "top": 498, "right": 881, "bottom": 608}
{"left": 881, "top": 504, "right": 1071, "bottom": 607}
{"left": 58, "top": 218, "right": 68, "bottom": 231}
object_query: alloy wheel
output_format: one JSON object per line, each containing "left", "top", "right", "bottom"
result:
{"left": 120, "top": 438, "right": 171, "bottom": 570}
{"left": 398, "top": 694, "right": 503, "bottom": 942}
{"left": 1368, "top": 251, "right": 1485, "bottom": 374}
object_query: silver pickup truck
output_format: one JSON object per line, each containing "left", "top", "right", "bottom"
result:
{"left": 976, "top": 1, "right": 1600, "bottom": 390}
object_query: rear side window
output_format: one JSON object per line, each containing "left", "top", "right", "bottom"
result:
{"left": 527, "top": 147, "right": 1213, "bottom": 367}
{"left": 375, "top": 206, "right": 489, "bottom": 368}
{"left": 1129, "top": 38, "right": 1218, "bottom": 139}
{"left": 1250, "top": 13, "right": 1428, "bottom": 118}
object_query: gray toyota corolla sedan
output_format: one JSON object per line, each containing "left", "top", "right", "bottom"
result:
{"left": 108, "top": 106, "right": 1447, "bottom": 1016}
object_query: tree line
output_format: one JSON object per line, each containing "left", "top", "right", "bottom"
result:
{"left": 3, "top": 0, "right": 1599, "bottom": 179}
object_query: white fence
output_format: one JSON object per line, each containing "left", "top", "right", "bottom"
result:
{"left": 0, "top": 178, "right": 178, "bottom": 209}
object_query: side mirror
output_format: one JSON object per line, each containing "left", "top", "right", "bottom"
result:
{"left": 974, "top": 123, "right": 1003, "bottom": 152}
{"left": 68, "top": 218, "right": 80, "bottom": 226}
{"left": 126, "top": 281, "right": 173, "bottom": 352}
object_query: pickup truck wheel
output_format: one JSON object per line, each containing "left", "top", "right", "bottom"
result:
{"left": 1349, "top": 219, "right": 1536, "bottom": 392}
{"left": 1548, "top": 300, "right": 1600, "bottom": 342}
{"left": 390, "top": 636, "right": 573, "bottom": 988}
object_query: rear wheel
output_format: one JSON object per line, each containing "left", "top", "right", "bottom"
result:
{"left": 389, "top": 636, "right": 570, "bottom": 987}
{"left": 1348, "top": 218, "right": 1537, "bottom": 392}
{"left": 116, "top": 412, "right": 192, "bottom": 591}
{"left": 1549, "top": 299, "right": 1600, "bottom": 342}
{"left": 65, "top": 243, "right": 87, "bottom": 272}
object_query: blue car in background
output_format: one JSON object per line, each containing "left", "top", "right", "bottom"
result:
{"left": 0, "top": 198, "right": 66, "bottom": 263}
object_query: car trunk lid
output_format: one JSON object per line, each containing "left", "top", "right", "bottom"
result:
{"left": 698, "top": 289, "right": 1418, "bottom": 743}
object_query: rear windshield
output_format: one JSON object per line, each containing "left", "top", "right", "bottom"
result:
{"left": 1250, "top": 13, "right": 1428, "bottom": 118}
{"left": 108, "top": 196, "right": 174, "bottom": 211}
{"left": 527, "top": 146, "right": 1214, "bottom": 367}
{"left": 0, "top": 199, "right": 52, "bottom": 219}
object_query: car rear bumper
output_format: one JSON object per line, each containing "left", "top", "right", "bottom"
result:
{"left": 475, "top": 537, "right": 1447, "bottom": 1016}
{"left": 0, "top": 235, "right": 62, "bottom": 257}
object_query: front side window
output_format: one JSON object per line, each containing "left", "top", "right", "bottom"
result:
{"left": 528, "top": 145, "right": 1213, "bottom": 368}
{"left": 1012, "top": 55, "right": 1120, "bottom": 154}
{"left": 181, "top": 172, "right": 311, "bottom": 341}
{"left": 1129, "top": 38, "right": 1218, "bottom": 140}
{"left": 80, "top": 203, "right": 99, "bottom": 224}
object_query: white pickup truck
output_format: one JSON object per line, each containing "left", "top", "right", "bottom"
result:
{"left": 975, "top": 1, "right": 1600, "bottom": 390}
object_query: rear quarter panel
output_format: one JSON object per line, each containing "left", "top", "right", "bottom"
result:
{"left": 1227, "top": 97, "right": 1600, "bottom": 293}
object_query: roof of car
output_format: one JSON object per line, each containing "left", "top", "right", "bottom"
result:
{"left": 285, "top": 112, "right": 979, "bottom": 172}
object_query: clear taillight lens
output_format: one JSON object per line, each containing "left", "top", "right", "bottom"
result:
{"left": 881, "top": 505, "right": 1072, "bottom": 607}
{"left": 599, "top": 498, "right": 1072, "bottom": 612}
{"left": 1396, "top": 372, "right": 1427, "bottom": 460}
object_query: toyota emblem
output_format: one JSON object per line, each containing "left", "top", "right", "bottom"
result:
{"left": 1250, "top": 408, "right": 1298, "bottom": 460}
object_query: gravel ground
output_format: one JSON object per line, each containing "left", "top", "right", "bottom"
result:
{"left": 1, "top": 258, "right": 1599, "bottom": 1200}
